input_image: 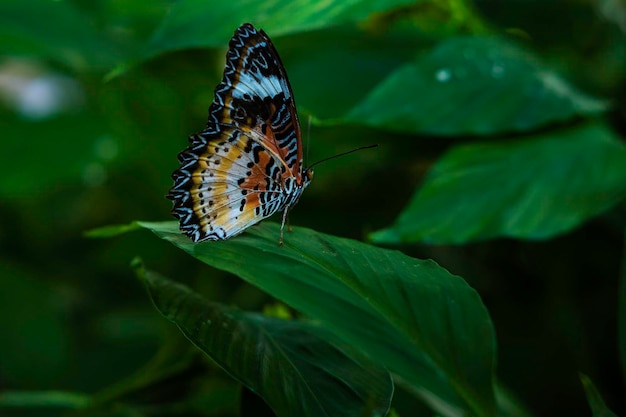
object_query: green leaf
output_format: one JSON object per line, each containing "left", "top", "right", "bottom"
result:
{"left": 144, "top": 0, "right": 418, "bottom": 59}
{"left": 579, "top": 373, "right": 618, "bottom": 417}
{"left": 130, "top": 220, "right": 496, "bottom": 417}
{"left": 0, "top": 0, "right": 119, "bottom": 70}
{"left": 134, "top": 262, "right": 393, "bottom": 417}
{"left": 494, "top": 382, "right": 534, "bottom": 417}
{"left": 85, "top": 223, "right": 143, "bottom": 238}
{"left": 0, "top": 390, "right": 89, "bottom": 409}
{"left": 276, "top": 27, "right": 423, "bottom": 119}
{"left": 371, "top": 122, "right": 626, "bottom": 244}
{"left": 342, "top": 36, "right": 608, "bottom": 135}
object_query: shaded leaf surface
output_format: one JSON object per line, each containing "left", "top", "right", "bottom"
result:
{"left": 136, "top": 264, "right": 393, "bottom": 417}
{"left": 0, "top": 390, "right": 89, "bottom": 409}
{"left": 371, "top": 122, "right": 626, "bottom": 244}
{"left": 278, "top": 28, "right": 422, "bottom": 119}
{"left": 130, "top": 221, "right": 496, "bottom": 417}
{"left": 343, "top": 37, "right": 607, "bottom": 135}
{"left": 144, "top": 0, "right": 417, "bottom": 59}
{"left": 0, "top": 0, "right": 119, "bottom": 70}
{"left": 579, "top": 373, "right": 618, "bottom": 417}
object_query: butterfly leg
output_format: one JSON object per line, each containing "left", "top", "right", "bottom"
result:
{"left": 279, "top": 207, "right": 289, "bottom": 246}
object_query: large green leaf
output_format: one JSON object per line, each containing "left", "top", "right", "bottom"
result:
{"left": 579, "top": 373, "right": 618, "bottom": 417}
{"left": 144, "top": 0, "right": 418, "bottom": 59}
{"left": 342, "top": 37, "right": 608, "bottom": 135}
{"left": 135, "top": 263, "right": 393, "bottom": 417}
{"left": 371, "top": 122, "right": 626, "bottom": 245}
{"left": 119, "top": 220, "right": 497, "bottom": 417}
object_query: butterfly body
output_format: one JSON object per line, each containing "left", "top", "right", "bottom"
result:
{"left": 168, "top": 23, "right": 311, "bottom": 244}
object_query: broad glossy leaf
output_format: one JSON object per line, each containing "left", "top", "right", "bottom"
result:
{"left": 129, "top": 221, "right": 496, "bottom": 417}
{"left": 135, "top": 264, "right": 393, "bottom": 417}
{"left": 579, "top": 373, "right": 618, "bottom": 417}
{"left": 144, "top": 0, "right": 417, "bottom": 59}
{"left": 343, "top": 37, "right": 608, "bottom": 135}
{"left": 371, "top": 122, "right": 626, "bottom": 244}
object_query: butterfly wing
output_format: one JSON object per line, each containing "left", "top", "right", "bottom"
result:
{"left": 214, "top": 24, "right": 304, "bottom": 176}
{"left": 168, "top": 23, "right": 303, "bottom": 242}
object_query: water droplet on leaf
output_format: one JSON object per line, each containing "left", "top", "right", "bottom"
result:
{"left": 435, "top": 68, "right": 452, "bottom": 83}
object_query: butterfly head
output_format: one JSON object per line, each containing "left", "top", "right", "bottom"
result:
{"left": 302, "top": 168, "right": 314, "bottom": 186}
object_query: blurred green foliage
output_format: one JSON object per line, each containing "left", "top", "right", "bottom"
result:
{"left": 1, "top": 0, "right": 625, "bottom": 416}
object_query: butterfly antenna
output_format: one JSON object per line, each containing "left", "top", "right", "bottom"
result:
{"left": 309, "top": 144, "right": 378, "bottom": 169}
{"left": 305, "top": 115, "right": 312, "bottom": 163}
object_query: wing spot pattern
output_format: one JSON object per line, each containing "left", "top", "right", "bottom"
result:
{"left": 167, "top": 23, "right": 312, "bottom": 242}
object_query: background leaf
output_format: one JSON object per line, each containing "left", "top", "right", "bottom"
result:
{"left": 0, "top": 390, "right": 89, "bottom": 409}
{"left": 342, "top": 37, "right": 608, "bottom": 135}
{"left": 144, "top": 0, "right": 419, "bottom": 59}
{"left": 136, "top": 262, "right": 393, "bottom": 417}
{"left": 0, "top": 0, "right": 121, "bottom": 70}
{"left": 371, "top": 122, "right": 626, "bottom": 244}
{"left": 133, "top": 220, "right": 497, "bottom": 417}
{"left": 579, "top": 373, "right": 618, "bottom": 417}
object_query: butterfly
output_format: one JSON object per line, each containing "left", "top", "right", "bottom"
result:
{"left": 168, "top": 23, "right": 312, "bottom": 245}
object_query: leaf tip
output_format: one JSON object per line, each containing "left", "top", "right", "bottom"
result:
{"left": 83, "top": 222, "right": 141, "bottom": 239}
{"left": 130, "top": 257, "right": 146, "bottom": 281}
{"left": 368, "top": 227, "right": 400, "bottom": 244}
{"left": 103, "top": 63, "right": 129, "bottom": 82}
